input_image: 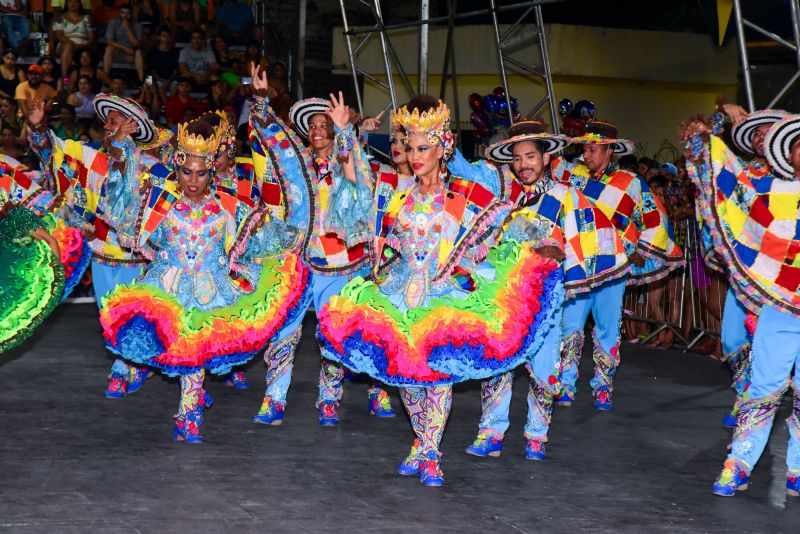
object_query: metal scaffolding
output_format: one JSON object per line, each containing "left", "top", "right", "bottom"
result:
{"left": 337, "top": 0, "right": 563, "bottom": 135}
{"left": 732, "top": 0, "right": 800, "bottom": 111}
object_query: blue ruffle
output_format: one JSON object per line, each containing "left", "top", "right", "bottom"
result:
{"left": 60, "top": 239, "right": 92, "bottom": 303}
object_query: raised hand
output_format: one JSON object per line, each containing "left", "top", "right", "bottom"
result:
{"left": 251, "top": 64, "right": 269, "bottom": 94}
{"left": 720, "top": 103, "right": 748, "bottom": 126}
{"left": 327, "top": 91, "right": 350, "bottom": 131}
{"left": 113, "top": 117, "right": 139, "bottom": 144}
{"left": 27, "top": 100, "right": 45, "bottom": 128}
{"left": 360, "top": 110, "right": 385, "bottom": 133}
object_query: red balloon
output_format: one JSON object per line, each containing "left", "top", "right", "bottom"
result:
{"left": 470, "top": 110, "right": 491, "bottom": 131}
{"left": 562, "top": 116, "right": 587, "bottom": 137}
{"left": 493, "top": 86, "right": 505, "bottom": 98}
{"left": 468, "top": 93, "right": 483, "bottom": 112}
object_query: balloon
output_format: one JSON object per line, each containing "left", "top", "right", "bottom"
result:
{"left": 493, "top": 86, "right": 506, "bottom": 98}
{"left": 512, "top": 110, "right": 522, "bottom": 123}
{"left": 484, "top": 95, "right": 502, "bottom": 115}
{"left": 468, "top": 93, "right": 483, "bottom": 112}
{"left": 558, "top": 98, "right": 573, "bottom": 117}
{"left": 562, "top": 116, "right": 587, "bottom": 137}
{"left": 470, "top": 110, "right": 491, "bottom": 131}
{"left": 575, "top": 100, "right": 596, "bottom": 119}
{"left": 510, "top": 96, "right": 518, "bottom": 111}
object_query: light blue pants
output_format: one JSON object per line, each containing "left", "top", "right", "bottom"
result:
{"left": 728, "top": 304, "right": 800, "bottom": 474}
{"left": 720, "top": 288, "right": 752, "bottom": 398}
{"left": 262, "top": 272, "right": 349, "bottom": 405}
{"left": 91, "top": 260, "right": 144, "bottom": 377}
{"left": 560, "top": 277, "right": 627, "bottom": 397}
{"left": 476, "top": 304, "right": 563, "bottom": 441}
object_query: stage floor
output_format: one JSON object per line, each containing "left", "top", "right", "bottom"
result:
{"left": 0, "top": 305, "right": 797, "bottom": 533}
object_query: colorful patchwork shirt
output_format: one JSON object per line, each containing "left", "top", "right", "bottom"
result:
{"left": 552, "top": 158, "right": 683, "bottom": 284}
{"left": 248, "top": 95, "right": 369, "bottom": 276}
{"left": 447, "top": 151, "right": 628, "bottom": 297}
{"left": 0, "top": 155, "right": 57, "bottom": 216}
{"left": 687, "top": 135, "right": 800, "bottom": 315}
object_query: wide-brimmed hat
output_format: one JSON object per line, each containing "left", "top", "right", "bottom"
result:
{"left": 731, "top": 109, "right": 789, "bottom": 154}
{"left": 484, "top": 120, "right": 569, "bottom": 163}
{"left": 289, "top": 98, "right": 329, "bottom": 139}
{"left": 569, "top": 120, "right": 634, "bottom": 155}
{"left": 92, "top": 93, "right": 159, "bottom": 144}
{"left": 764, "top": 114, "right": 800, "bottom": 179}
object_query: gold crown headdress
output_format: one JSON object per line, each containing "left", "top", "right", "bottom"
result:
{"left": 391, "top": 100, "right": 454, "bottom": 159}
{"left": 213, "top": 110, "right": 237, "bottom": 160}
{"left": 174, "top": 122, "right": 220, "bottom": 169}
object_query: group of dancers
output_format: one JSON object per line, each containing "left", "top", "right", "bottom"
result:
{"left": 0, "top": 65, "right": 798, "bottom": 495}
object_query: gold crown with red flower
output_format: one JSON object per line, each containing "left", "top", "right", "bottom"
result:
{"left": 213, "top": 110, "right": 237, "bottom": 159}
{"left": 174, "top": 122, "right": 220, "bottom": 168}
{"left": 392, "top": 100, "right": 454, "bottom": 159}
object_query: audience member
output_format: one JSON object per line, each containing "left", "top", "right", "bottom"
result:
{"left": 215, "top": 0, "right": 255, "bottom": 45}
{"left": 1, "top": 0, "right": 31, "bottom": 49}
{"left": 103, "top": 3, "right": 145, "bottom": 82}
{"left": 138, "top": 79, "right": 161, "bottom": 120}
{"left": 241, "top": 39, "right": 268, "bottom": 76}
{"left": 165, "top": 76, "right": 207, "bottom": 126}
{"left": 52, "top": 0, "right": 95, "bottom": 76}
{"left": 66, "top": 74, "right": 96, "bottom": 126}
{"left": 617, "top": 154, "right": 639, "bottom": 174}
{"left": 0, "top": 49, "right": 25, "bottom": 99}
{"left": 0, "top": 122, "right": 24, "bottom": 158}
{"left": 146, "top": 25, "right": 179, "bottom": 100}
{"left": 109, "top": 74, "right": 126, "bottom": 97}
{"left": 67, "top": 49, "right": 106, "bottom": 94}
{"left": 206, "top": 74, "right": 232, "bottom": 111}
{"left": 52, "top": 103, "right": 81, "bottom": 140}
{"left": 212, "top": 35, "right": 240, "bottom": 86}
{"left": 267, "top": 61, "right": 293, "bottom": 121}
{"left": 0, "top": 95, "right": 22, "bottom": 134}
{"left": 38, "top": 56, "right": 64, "bottom": 96}
{"left": 169, "top": 0, "right": 200, "bottom": 43}
{"left": 637, "top": 156, "right": 657, "bottom": 178}
{"left": 15, "top": 64, "right": 57, "bottom": 115}
{"left": 178, "top": 29, "right": 218, "bottom": 89}
{"left": 133, "top": 0, "right": 160, "bottom": 48}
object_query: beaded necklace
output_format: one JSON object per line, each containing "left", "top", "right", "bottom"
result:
{"left": 172, "top": 191, "right": 221, "bottom": 266}
{"left": 401, "top": 186, "right": 445, "bottom": 269}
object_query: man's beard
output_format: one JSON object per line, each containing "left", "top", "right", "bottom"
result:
{"left": 517, "top": 167, "right": 539, "bottom": 184}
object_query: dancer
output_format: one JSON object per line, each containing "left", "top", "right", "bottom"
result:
{"left": 681, "top": 113, "right": 800, "bottom": 498}
{"left": 247, "top": 66, "right": 394, "bottom": 427}
{"left": 99, "top": 119, "right": 309, "bottom": 442}
{"left": 317, "top": 96, "right": 564, "bottom": 486}
{"left": 26, "top": 95, "right": 173, "bottom": 398}
{"left": 555, "top": 121, "right": 682, "bottom": 409}
{"left": 446, "top": 121, "right": 628, "bottom": 459}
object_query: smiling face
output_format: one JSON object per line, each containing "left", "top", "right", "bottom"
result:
{"left": 307, "top": 113, "right": 334, "bottom": 153}
{"left": 511, "top": 140, "right": 550, "bottom": 185}
{"left": 789, "top": 137, "right": 800, "bottom": 179}
{"left": 582, "top": 143, "right": 612, "bottom": 174}
{"left": 751, "top": 123, "right": 771, "bottom": 159}
{"left": 405, "top": 132, "right": 444, "bottom": 180}
{"left": 103, "top": 110, "right": 127, "bottom": 138}
{"left": 390, "top": 129, "right": 408, "bottom": 167}
{"left": 178, "top": 157, "right": 211, "bottom": 202}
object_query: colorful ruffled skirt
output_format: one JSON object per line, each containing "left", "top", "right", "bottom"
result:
{"left": 318, "top": 242, "right": 564, "bottom": 387}
{"left": 1, "top": 207, "right": 90, "bottom": 353}
{"left": 100, "top": 253, "right": 311, "bottom": 376}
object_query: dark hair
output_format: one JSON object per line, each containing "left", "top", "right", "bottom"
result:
{"left": 177, "top": 76, "right": 193, "bottom": 85}
{"left": 120, "top": 3, "right": 133, "bottom": 11}
{"left": 618, "top": 154, "right": 638, "bottom": 171}
{"left": 59, "top": 103, "right": 77, "bottom": 118}
{"left": 63, "top": 0, "right": 86, "bottom": 14}
{"left": 186, "top": 120, "right": 215, "bottom": 138}
{"left": 405, "top": 94, "right": 439, "bottom": 114}
{"left": 198, "top": 112, "right": 223, "bottom": 129}
{"left": 191, "top": 28, "right": 205, "bottom": 38}
{"left": 511, "top": 138, "right": 548, "bottom": 158}
{"left": 75, "top": 48, "right": 95, "bottom": 69}
{"left": 638, "top": 156, "right": 657, "bottom": 169}
{"left": 157, "top": 25, "right": 172, "bottom": 35}
{"left": 647, "top": 173, "right": 669, "bottom": 190}
{"left": 0, "top": 95, "right": 18, "bottom": 108}
{"left": 77, "top": 74, "right": 93, "bottom": 86}
{"left": 3, "top": 50, "right": 16, "bottom": 59}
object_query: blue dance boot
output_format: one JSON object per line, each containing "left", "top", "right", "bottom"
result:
{"left": 465, "top": 433, "right": 503, "bottom": 458}
{"left": 712, "top": 459, "right": 750, "bottom": 496}
{"left": 127, "top": 367, "right": 152, "bottom": 395}
{"left": 418, "top": 450, "right": 445, "bottom": 487}
{"left": 104, "top": 373, "right": 128, "bottom": 398}
{"left": 397, "top": 439, "right": 421, "bottom": 476}
{"left": 223, "top": 371, "right": 250, "bottom": 390}
{"left": 554, "top": 390, "right": 574, "bottom": 407}
{"left": 593, "top": 387, "right": 613, "bottom": 411}
{"left": 525, "top": 439, "right": 546, "bottom": 461}
{"left": 721, "top": 411, "right": 737, "bottom": 428}
{"left": 252, "top": 396, "right": 285, "bottom": 425}
{"left": 788, "top": 473, "right": 800, "bottom": 497}
{"left": 173, "top": 408, "right": 204, "bottom": 444}
{"left": 318, "top": 401, "right": 340, "bottom": 426}
{"left": 368, "top": 388, "right": 396, "bottom": 417}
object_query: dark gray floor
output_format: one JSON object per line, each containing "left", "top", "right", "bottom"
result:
{"left": 0, "top": 304, "right": 798, "bottom": 533}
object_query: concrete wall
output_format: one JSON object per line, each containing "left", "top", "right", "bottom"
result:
{"left": 331, "top": 23, "right": 739, "bottom": 159}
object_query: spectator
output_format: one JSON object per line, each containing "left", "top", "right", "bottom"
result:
{"left": 0, "top": 123, "right": 23, "bottom": 158}
{"left": 109, "top": 74, "right": 126, "bottom": 97}
{"left": 169, "top": 0, "right": 200, "bottom": 43}
{"left": 15, "top": 64, "right": 57, "bottom": 115}
{"left": 637, "top": 156, "right": 657, "bottom": 179}
{"left": 38, "top": 56, "right": 65, "bottom": 97}
{"left": 241, "top": 39, "right": 268, "bottom": 77}
{"left": 0, "top": 95, "right": 23, "bottom": 142}
{"left": 137, "top": 79, "right": 160, "bottom": 120}
{"left": 52, "top": 0, "right": 95, "bottom": 77}
{"left": 66, "top": 74, "right": 96, "bottom": 126}
{"left": 267, "top": 61, "right": 293, "bottom": 121}
{"left": 103, "top": 3, "right": 145, "bottom": 83}
{"left": 67, "top": 48, "right": 107, "bottom": 94}
{"left": 145, "top": 25, "right": 179, "bottom": 101}
{"left": 0, "top": 0, "right": 31, "bottom": 49}
{"left": 88, "top": 117, "right": 105, "bottom": 141}
{"left": 211, "top": 36, "right": 240, "bottom": 86}
{"left": 133, "top": 0, "right": 160, "bottom": 48}
{"left": 165, "top": 76, "right": 207, "bottom": 126}
{"left": 0, "top": 49, "right": 25, "bottom": 99}
{"left": 206, "top": 74, "right": 231, "bottom": 111}
{"left": 52, "top": 103, "right": 82, "bottom": 140}
{"left": 215, "top": 0, "right": 255, "bottom": 46}
{"left": 617, "top": 154, "right": 638, "bottom": 174}
{"left": 178, "top": 29, "right": 218, "bottom": 89}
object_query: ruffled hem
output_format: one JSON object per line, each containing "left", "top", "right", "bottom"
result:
{"left": 52, "top": 221, "right": 91, "bottom": 301}
{"left": 0, "top": 241, "right": 65, "bottom": 353}
{"left": 100, "top": 252, "right": 311, "bottom": 376}
{"left": 627, "top": 242, "right": 684, "bottom": 285}
{"left": 318, "top": 242, "right": 564, "bottom": 387}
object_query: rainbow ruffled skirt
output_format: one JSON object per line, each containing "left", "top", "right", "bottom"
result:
{"left": 318, "top": 242, "right": 564, "bottom": 387}
{"left": 101, "top": 253, "right": 311, "bottom": 376}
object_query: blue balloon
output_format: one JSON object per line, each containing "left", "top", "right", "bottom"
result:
{"left": 484, "top": 94, "right": 502, "bottom": 115}
{"left": 558, "top": 98, "right": 573, "bottom": 117}
{"left": 575, "top": 100, "right": 596, "bottom": 119}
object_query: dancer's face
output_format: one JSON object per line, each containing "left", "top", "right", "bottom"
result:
{"left": 789, "top": 138, "right": 800, "bottom": 178}
{"left": 406, "top": 133, "right": 443, "bottom": 179}
{"left": 103, "top": 110, "right": 126, "bottom": 138}
{"left": 582, "top": 144, "right": 612, "bottom": 174}
{"left": 390, "top": 130, "right": 407, "bottom": 167}
{"left": 215, "top": 150, "right": 231, "bottom": 173}
{"left": 179, "top": 157, "right": 211, "bottom": 202}
{"left": 752, "top": 124, "right": 770, "bottom": 158}
{"left": 308, "top": 113, "right": 334, "bottom": 153}
{"left": 511, "top": 141, "right": 550, "bottom": 185}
